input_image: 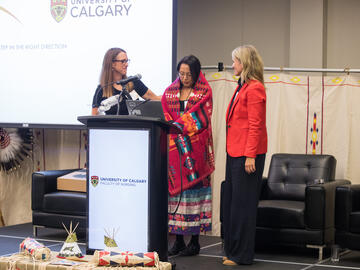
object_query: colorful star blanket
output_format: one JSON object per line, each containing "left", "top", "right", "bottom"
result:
{"left": 93, "top": 250, "right": 159, "bottom": 267}
{"left": 161, "top": 71, "right": 215, "bottom": 196}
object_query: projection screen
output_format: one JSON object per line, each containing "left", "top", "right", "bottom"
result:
{"left": 0, "top": 0, "right": 176, "bottom": 128}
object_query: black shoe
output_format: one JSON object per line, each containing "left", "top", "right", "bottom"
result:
{"left": 179, "top": 242, "right": 200, "bottom": 256}
{"left": 168, "top": 241, "right": 186, "bottom": 256}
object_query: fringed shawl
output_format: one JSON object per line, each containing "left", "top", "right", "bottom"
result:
{"left": 161, "top": 72, "right": 215, "bottom": 196}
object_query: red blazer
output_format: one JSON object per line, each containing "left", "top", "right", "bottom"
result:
{"left": 226, "top": 80, "right": 267, "bottom": 158}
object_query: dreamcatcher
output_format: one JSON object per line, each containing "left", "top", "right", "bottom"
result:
{"left": 0, "top": 128, "right": 33, "bottom": 173}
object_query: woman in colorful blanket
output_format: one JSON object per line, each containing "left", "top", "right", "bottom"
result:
{"left": 161, "top": 55, "right": 215, "bottom": 256}
{"left": 222, "top": 45, "right": 267, "bottom": 266}
{"left": 92, "top": 47, "right": 160, "bottom": 115}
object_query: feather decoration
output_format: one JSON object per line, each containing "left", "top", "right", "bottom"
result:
{"left": 0, "top": 128, "right": 33, "bottom": 173}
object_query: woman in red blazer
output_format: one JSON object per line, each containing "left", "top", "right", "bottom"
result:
{"left": 222, "top": 45, "right": 267, "bottom": 266}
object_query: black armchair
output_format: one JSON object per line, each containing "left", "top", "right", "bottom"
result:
{"left": 31, "top": 169, "right": 87, "bottom": 236}
{"left": 333, "top": 184, "right": 360, "bottom": 261}
{"left": 255, "top": 153, "right": 350, "bottom": 260}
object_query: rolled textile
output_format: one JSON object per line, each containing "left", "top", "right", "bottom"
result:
{"left": 92, "top": 250, "right": 159, "bottom": 267}
{"left": 19, "top": 237, "right": 51, "bottom": 261}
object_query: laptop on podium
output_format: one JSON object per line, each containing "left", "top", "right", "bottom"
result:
{"left": 125, "top": 100, "right": 165, "bottom": 120}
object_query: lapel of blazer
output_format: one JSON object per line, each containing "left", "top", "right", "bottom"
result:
{"left": 226, "top": 83, "right": 248, "bottom": 122}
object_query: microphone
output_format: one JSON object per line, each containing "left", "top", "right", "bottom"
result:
{"left": 115, "top": 74, "right": 142, "bottom": 85}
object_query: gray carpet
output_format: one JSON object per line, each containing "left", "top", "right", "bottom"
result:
{"left": 1, "top": 223, "right": 360, "bottom": 270}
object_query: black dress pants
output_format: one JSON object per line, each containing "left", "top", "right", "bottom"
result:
{"left": 223, "top": 154, "right": 265, "bottom": 264}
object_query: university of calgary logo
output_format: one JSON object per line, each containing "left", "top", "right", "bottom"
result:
{"left": 91, "top": 175, "right": 99, "bottom": 187}
{"left": 50, "top": 0, "right": 67, "bottom": 23}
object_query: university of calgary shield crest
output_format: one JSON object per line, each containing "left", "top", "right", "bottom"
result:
{"left": 91, "top": 176, "right": 99, "bottom": 187}
{"left": 50, "top": 0, "right": 67, "bottom": 23}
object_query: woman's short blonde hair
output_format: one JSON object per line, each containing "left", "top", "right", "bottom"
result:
{"left": 232, "top": 45, "right": 264, "bottom": 85}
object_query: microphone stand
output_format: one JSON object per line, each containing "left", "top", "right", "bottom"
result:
{"left": 116, "top": 83, "right": 128, "bottom": 115}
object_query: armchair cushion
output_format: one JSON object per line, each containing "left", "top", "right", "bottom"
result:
{"left": 257, "top": 200, "right": 305, "bottom": 229}
{"left": 43, "top": 191, "right": 86, "bottom": 216}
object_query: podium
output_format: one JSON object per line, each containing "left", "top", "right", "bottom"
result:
{"left": 78, "top": 115, "right": 180, "bottom": 262}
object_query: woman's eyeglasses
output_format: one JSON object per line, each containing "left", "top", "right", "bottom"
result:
{"left": 113, "top": 59, "right": 130, "bottom": 64}
{"left": 178, "top": 72, "right": 192, "bottom": 78}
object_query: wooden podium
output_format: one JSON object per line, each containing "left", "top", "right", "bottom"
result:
{"left": 78, "top": 115, "right": 180, "bottom": 262}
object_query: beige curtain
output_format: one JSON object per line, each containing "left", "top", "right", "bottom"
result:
{"left": 205, "top": 71, "right": 360, "bottom": 236}
{"left": 1, "top": 71, "right": 360, "bottom": 237}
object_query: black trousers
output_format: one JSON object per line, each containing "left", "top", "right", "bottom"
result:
{"left": 222, "top": 154, "right": 265, "bottom": 264}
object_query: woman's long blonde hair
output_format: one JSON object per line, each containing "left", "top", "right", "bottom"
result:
{"left": 100, "top": 47, "right": 133, "bottom": 98}
{"left": 232, "top": 45, "right": 264, "bottom": 85}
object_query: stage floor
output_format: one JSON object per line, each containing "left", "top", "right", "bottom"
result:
{"left": 1, "top": 223, "right": 360, "bottom": 269}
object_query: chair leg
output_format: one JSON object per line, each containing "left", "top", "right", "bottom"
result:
{"left": 306, "top": 244, "right": 326, "bottom": 261}
{"left": 33, "top": 225, "right": 44, "bottom": 237}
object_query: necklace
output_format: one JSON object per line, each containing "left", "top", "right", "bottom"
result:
{"left": 180, "top": 88, "right": 192, "bottom": 101}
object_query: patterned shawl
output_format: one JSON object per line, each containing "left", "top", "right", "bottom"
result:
{"left": 161, "top": 71, "right": 215, "bottom": 196}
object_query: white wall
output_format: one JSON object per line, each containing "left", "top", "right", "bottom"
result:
{"left": 327, "top": 0, "right": 360, "bottom": 68}
{"left": 177, "top": 0, "right": 360, "bottom": 69}
{"left": 177, "top": 0, "right": 290, "bottom": 67}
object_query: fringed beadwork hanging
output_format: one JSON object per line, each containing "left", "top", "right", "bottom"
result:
{"left": 0, "top": 128, "right": 33, "bottom": 173}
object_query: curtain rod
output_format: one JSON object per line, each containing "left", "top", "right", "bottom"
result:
{"left": 202, "top": 64, "right": 360, "bottom": 73}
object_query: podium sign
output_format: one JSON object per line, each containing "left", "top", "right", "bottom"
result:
{"left": 78, "top": 115, "right": 180, "bottom": 261}
{"left": 88, "top": 128, "right": 150, "bottom": 252}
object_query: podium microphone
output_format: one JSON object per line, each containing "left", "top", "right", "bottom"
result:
{"left": 115, "top": 74, "right": 142, "bottom": 85}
